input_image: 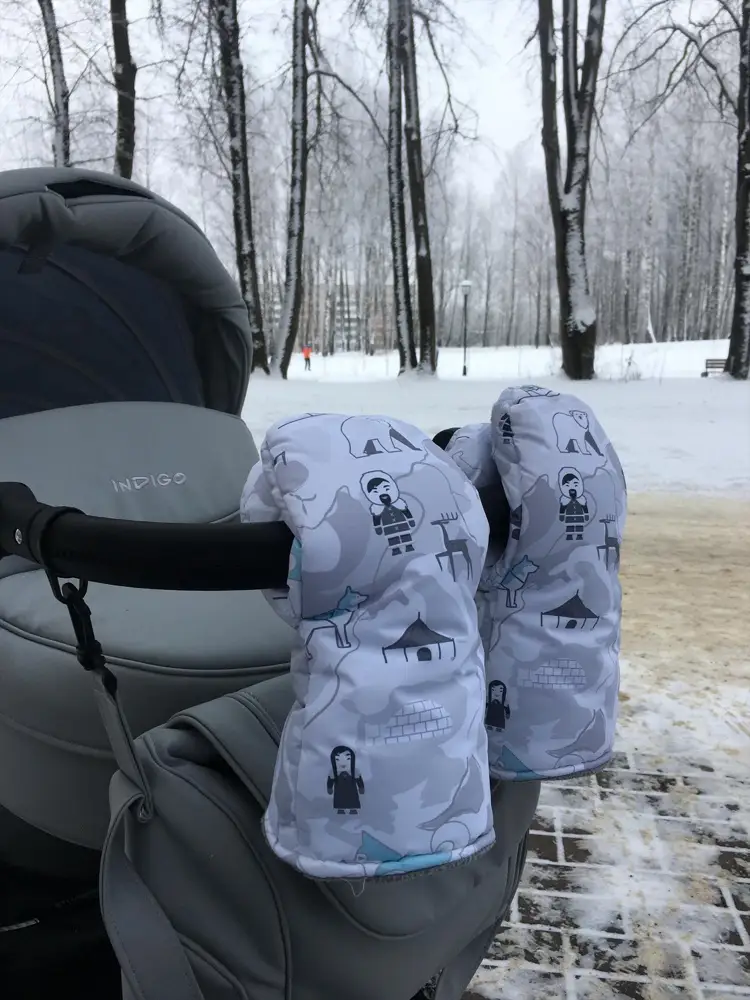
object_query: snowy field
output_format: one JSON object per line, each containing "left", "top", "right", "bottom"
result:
{"left": 243, "top": 339, "right": 750, "bottom": 1000}
{"left": 243, "top": 339, "right": 750, "bottom": 497}
{"left": 274, "top": 337, "right": 732, "bottom": 382}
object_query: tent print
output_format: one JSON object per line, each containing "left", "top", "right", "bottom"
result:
{"left": 382, "top": 613, "right": 456, "bottom": 663}
{"left": 540, "top": 592, "right": 600, "bottom": 631}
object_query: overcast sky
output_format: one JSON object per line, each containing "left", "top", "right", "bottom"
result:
{"left": 247, "top": 0, "right": 544, "bottom": 190}
{"left": 0, "top": 0, "right": 544, "bottom": 190}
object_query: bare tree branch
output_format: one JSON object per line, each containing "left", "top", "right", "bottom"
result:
{"left": 308, "top": 68, "right": 387, "bottom": 147}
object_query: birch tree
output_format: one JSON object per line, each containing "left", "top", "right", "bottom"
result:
{"left": 727, "top": 1, "right": 750, "bottom": 379}
{"left": 537, "top": 0, "right": 606, "bottom": 379}
{"left": 612, "top": 0, "right": 749, "bottom": 378}
{"left": 110, "top": 0, "right": 137, "bottom": 178}
{"left": 387, "top": 0, "right": 418, "bottom": 372}
{"left": 401, "top": 0, "right": 438, "bottom": 372}
{"left": 211, "top": 0, "right": 270, "bottom": 373}
{"left": 37, "top": 0, "right": 70, "bottom": 166}
{"left": 278, "top": 0, "right": 310, "bottom": 379}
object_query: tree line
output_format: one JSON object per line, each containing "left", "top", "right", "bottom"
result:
{"left": 2, "top": 0, "right": 748, "bottom": 379}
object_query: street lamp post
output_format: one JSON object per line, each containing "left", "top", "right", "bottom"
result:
{"left": 460, "top": 279, "right": 472, "bottom": 376}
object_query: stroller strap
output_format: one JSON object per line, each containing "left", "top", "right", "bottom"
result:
{"left": 101, "top": 776, "right": 206, "bottom": 1000}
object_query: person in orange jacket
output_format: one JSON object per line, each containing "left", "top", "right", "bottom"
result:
{"left": 302, "top": 345, "right": 312, "bottom": 371}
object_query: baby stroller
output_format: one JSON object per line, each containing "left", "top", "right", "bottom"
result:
{"left": 0, "top": 169, "right": 541, "bottom": 1000}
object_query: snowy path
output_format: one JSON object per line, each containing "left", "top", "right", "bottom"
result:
{"left": 472, "top": 764, "right": 750, "bottom": 1000}
{"left": 466, "top": 492, "right": 750, "bottom": 999}
{"left": 467, "top": 488, "right": 750, "bottom": 999}
{"left": 469, "top": 688, "right": 750, "bottom": 1000}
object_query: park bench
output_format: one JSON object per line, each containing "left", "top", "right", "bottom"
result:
{"left": 701, "top": 358, "right": 725, "bottom": 377}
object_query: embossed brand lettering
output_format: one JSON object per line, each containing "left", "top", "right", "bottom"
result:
{"left": 111, "top": 473, "right": 187, "bottom": 492}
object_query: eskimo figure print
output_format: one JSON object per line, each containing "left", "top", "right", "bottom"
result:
{"left": 361, "top": 471, "right": 416, "bottom": 555}
{"left": 446, "top": 388, "right": 627, "bottom": 782}
{"left": 240, "top": 413, "right": 494, "bottom": 880}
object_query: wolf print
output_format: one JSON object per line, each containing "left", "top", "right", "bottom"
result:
{"left": 303, "top": 586, "right": 367, "bottom": 658}
{"left": 498, "top": 555, "right": 539, "bottom": 609}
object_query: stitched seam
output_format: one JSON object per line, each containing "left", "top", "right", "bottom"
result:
{"left": 0, "top": 616, "right": 288, "bottom": 677}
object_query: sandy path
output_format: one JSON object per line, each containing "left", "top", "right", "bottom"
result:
{"left": 620, "top": 494, "right": 750, "bottom": 687}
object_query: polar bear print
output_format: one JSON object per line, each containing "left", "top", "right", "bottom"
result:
{"left": 552, "top": 409, "right": 603, "bottom": 456}
{"left": 341, "top": 415, "right": 420, "bottom": 459}
{"left": 516, "top": 385, "right": 560, "bottom": 399}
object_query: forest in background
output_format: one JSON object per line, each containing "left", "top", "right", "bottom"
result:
{"left": 0, "top": 0, "right": 748, "bottom": 379}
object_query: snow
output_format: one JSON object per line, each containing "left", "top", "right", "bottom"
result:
{"left": 264, "top": 338, "right": 735, "bottom": 381}
{"left": 243, "top": 339, "right": 750, "bottom": 497}
{"left": 242, "top": 340, "right": 750, "bottom": 1000}
{"left": 470, "top": 656, "right": 750, "bottom": 999}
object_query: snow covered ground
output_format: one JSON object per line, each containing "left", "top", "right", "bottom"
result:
{"left": 243, "top": 340, "right": 750, "bottom": 498}
{"left": 243, "top": 340, "right": 750, "bottom": 1000}
{"left": 275, "top": 337, "right": 732, "bottom": 382}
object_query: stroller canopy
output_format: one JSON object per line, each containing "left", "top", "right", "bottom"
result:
{"left": 0, "top": 168, "right": 252, "bottom": 418}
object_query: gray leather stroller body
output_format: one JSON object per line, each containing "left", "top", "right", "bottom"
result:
{"left": 0, "top": 167, "right": 295, "bottom": 869}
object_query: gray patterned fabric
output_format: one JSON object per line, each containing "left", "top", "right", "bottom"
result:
{"left": 446, "top": 385, "right": 627, "bottom": 781}
{"left": 240, "top": 413, "right": 495, "bottom": 880}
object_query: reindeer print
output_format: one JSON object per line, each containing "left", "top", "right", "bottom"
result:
{"left": 499, "top": 413, "right": 514, "bottom": 443}
{"left": 432, "top": 512, "right": 473, "bottom": 581}
{"left": 597, "top": 515, "right": 620, "bottom": 569}
{"left": 303, "top": 587, "right": 367, "bottom": 659}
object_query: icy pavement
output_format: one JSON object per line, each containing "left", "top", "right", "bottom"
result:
{"left": 466, "top": 660, "right": 750, "bottom": 1000}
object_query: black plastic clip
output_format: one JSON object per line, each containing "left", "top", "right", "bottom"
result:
{"left": 46, "top": 573, "right": 117, "bottom": 696}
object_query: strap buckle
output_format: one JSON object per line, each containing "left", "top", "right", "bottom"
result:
{"left": 45, "top": 571, "right": 117, "bottom": 693}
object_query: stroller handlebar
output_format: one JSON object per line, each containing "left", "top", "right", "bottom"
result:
{"left": 0, "top": 481, "right": 509, "bottom": 592}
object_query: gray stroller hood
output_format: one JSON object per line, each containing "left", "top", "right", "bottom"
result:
{"left": 0, "top": 167, "right": 252, "bottom": 416}
{"left": 0, "top": 171, "right": 292, "bottom": 856}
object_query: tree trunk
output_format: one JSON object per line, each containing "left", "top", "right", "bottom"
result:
{"left": 326, "top": 256, "right": 337, "bottom": 355}
{"left": 213, "top": 0, "right": 269, "bottom": 374}
{"left": 726, "top": 1, "right": 750, "bottom": 378}
{"left": 482, "top": 263, "right": 492, "bottom": 347}
{"left": 639, "top": 138, "right": 655, "bottom": 343}
{"left": 537, "top": 0, "right": 604, "bottom": 379}
{"left": 110, "top": 0, "right": 137, "bottom": 179}
{"left": 535, "top": 262, "right": 543, "bottom": 348}
{"left": 545, "top": 252, "right": 553, "bottom": 346}
{"left": 37, "top": 0, "right": 70, "bottom": 167}
{"left": 622, "top": 248, "right": 632, "bottom": 344}
{"left": 387, "top": 0, "right": 417, "bottom": 373}
{"left": 278, "top": 0, "right": 309, "bottom": 378}
{"left": 400, "top": 0, "right": 437, "bottom": 372}
{"left": 708, "top": 175, "right": 731, "bottom": 339}
{"left": 436, "top": 233, "right": 447, "bottom": 345}
{"left": 340, "top": 265, "right": 350, "bottom": 352}
{"left": 362, "top": 243, "right": 373, "bottom": 354}
{"left": 505, "top": 180, "right": 519, "bottom": 346}
{"left": 304, "top": 245, "right": 315, "bottom": 348}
